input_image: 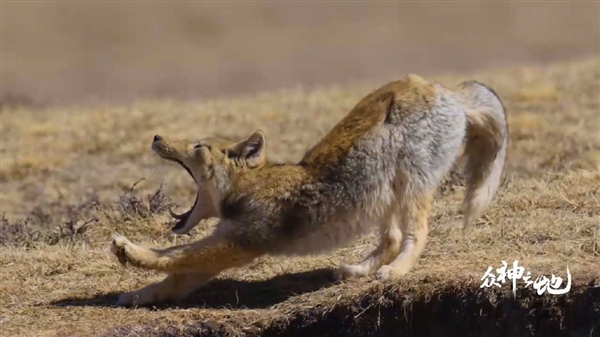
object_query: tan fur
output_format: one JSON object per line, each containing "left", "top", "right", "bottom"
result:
{"left": 302, "top": 75, "right": 436, "bottom": 174}
{"left": 110, "top": 74, "right": 508, "bottom": 306}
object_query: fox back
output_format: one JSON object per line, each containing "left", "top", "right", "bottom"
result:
{"left": 220, "top": 75, "right": 472, "bottom": 256}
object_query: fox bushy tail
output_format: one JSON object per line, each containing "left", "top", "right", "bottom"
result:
{"left": 456, "top": 81, "right": 509, "bottom": 234}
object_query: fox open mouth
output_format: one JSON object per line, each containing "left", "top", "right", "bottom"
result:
{"left": 166, "top": 159, "right": 205, "bottom": 234}
{"left": 173, "top": 159, "right": 197, "bottom": 184}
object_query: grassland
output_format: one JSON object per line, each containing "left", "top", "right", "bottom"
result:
{"left": 1, "top": 58, "right": 599, "bottom": 337}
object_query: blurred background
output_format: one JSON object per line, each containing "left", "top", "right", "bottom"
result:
{"left": 2, "top": 1, "right": 599, "bottom": 108}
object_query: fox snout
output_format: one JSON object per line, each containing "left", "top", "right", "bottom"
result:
{"left": 151, "top": 134, "right": 170, "bottom": 155}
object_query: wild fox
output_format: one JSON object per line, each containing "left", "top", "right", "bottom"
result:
{"left": 111, "top": 74, "right": 508, "bottom": 306}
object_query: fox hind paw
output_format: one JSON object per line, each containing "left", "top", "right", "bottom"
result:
{"left": 116, "top": 291, "right": 138, "bottom": 307}
{"left": 376, "top": 265, "right": 402, "bottom": 280}
{"left": 334, "top": 264, "right": 370, "bottom": 281}
{"left": 375, "top": 265, "right": 409, "bottom": 280}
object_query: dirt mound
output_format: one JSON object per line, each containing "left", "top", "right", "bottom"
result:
{"left": 105, "top": 279, "right": 600, "bottom": 337}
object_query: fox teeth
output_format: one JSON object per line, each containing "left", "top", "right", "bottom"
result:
{"left": 169, "top": 208, "right": 186, "bottom": 220}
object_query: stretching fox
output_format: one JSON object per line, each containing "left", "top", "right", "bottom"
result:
{"left": 111, "top": 75, "right": 508, "bottom": 306}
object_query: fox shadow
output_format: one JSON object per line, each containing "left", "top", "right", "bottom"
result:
{"left": 49, "top": 267, "right": 338, "bottom": 310}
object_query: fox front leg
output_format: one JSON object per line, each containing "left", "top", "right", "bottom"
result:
{"left": 110, "top": 233, "right": 262, "bottom": 274}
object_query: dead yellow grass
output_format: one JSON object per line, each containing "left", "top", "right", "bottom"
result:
{"left": 0, "top": 57, "right": 599, "bottom": 336}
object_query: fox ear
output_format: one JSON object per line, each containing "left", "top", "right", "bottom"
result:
{"left": 236, "top": 130, "right": 265, "bottom": 166}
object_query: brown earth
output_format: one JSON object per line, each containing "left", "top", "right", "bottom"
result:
{"left": 1, "top": 2, "right": 599, "bottom": 107}
{"left": 0, "top": 57, "right": 599, "bottom": 336}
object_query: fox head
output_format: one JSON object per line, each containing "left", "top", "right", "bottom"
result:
{"left": 151, "top": 130, "right": 267, "bottom": 234}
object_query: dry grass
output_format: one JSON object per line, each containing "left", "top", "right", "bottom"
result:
{"left": 1, "top": 58, "right": 599, "bottom": 336}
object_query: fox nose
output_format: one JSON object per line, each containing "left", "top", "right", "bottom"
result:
{"left": 153, "top": 135, "right": 162, "bottom": 142}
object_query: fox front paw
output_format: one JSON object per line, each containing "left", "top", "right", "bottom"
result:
{"left": 111, "top": 233, "right": 133, "bottom": 266}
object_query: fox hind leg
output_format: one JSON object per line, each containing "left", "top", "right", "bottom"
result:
{"left": 334, "top": 205, "right": 403, "bottom": 280}
{"left": 376, "top": 188, "right": 433, "bottom": 279}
